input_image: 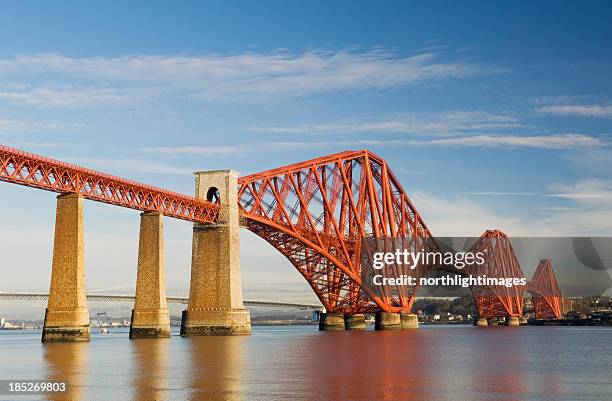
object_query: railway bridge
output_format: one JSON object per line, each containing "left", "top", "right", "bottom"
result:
{"left": 0, "top": 145, "right": 564, "bottom": 341}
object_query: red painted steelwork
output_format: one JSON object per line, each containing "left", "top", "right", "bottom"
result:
{"left": 237, "top": 150, "right": 434, "bottom": 313}
{"left": 526, "top": 258, "right": 563, "bottom": 319}
{"left": 0, "top": 145, "right": 219, "bottom": 223}
{"left": 465, "top": 230, "right": 525, "bottom": 318}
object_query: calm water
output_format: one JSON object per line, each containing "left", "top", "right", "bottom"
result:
{"left": 0, "top": 325, "right": 611, "bottom": 401}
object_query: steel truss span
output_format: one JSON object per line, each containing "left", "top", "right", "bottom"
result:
{"left": 0, "top": 145, "right": 219, "bottom": 223}
{"left": 238, "top": 150, "right": 435, "bottom": 313}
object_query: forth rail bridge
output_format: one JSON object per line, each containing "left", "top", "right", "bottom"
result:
{"left": 0, "top": 145, "right": 564, "bottom": 341}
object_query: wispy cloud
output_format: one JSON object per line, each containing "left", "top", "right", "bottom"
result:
{"left": 64, "top": 156, "right": 194, "bottom": 175}
{"left": 535, "top": 104, "right": 612, "bottom": 118}
{"left": 141, "top": 145, "right": 245, "bottom": 157}
{"left": 461, "top": 179, "right": 612, "bottom": 204}
{"left": 407, "top": 133, "right": 601, "bottom": 149}
{"left": 249, "top": 110, "right": 524, "bottom": 136}
{"left": 261, "top": 133, "right": 601, "bottom": 151}
{"left": 145, "top": 133, "right": 601, "bottom": 156}
{"left": 463, "top": 191, "right": 540, "bottom": 196}
{"left": 0, "top": 117, "right": 82, "bottom": 132}
{"left": 414, "top": 186, "right": 612, "bottom": 237}
{"left": 0, "top": 86, "right": 128, "bottom": 108}
{"left": 0, "top": 51, "right": 491, "bottom": 107}
{"left": 548, "top": 179, "right": 612, "bottom": 203}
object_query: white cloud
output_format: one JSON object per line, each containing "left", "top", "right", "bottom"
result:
{"left": 0, "top": 117, "right": 82, "bottom": 132}
{"left": 259, "top": 133, "right": 601, "bottom": 151}
{"left": 535, "top": 104, "right": 612, "bottom": 118}
{"left": 249, "top": 111, "right": 525, "bottom": 136}
{"left": 65, "top": 156, "right": 194, "bottom": 175}
{"left": 412, "top": 190, "right": 526, "bottom": 236}
{"left": 548, "top": 179, "right": 612, "bottom": 204}
{"left": 0, "top": 51, "right": 489, "bottom": 106}
{"left": 408, "top": 133, "right": 601, "bottom": 149}
{"left": 0, "top": 86, "right": 128, "bottom": 108}
{"left": 141, "top": 145, "right": 244, "bottom": 157}
{"left": 413, "top": 186, "right": 612, "bottom": 237}
{"left": 463, "top": 191, "right": 540, "bottom": 196}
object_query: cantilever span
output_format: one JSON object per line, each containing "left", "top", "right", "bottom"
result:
{"left": 238, "top": 150, "right": 436, "bottom": 314}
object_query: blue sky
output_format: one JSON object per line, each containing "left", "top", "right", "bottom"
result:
{"left": 1, "top": 1, "right": 611, "bottom": 306}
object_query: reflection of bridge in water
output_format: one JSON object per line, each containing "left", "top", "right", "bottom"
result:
{"left": 0, "top": 145, "right": 564, "bottom": 342}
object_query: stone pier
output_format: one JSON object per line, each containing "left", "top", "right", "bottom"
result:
{"left": 42, "top": 193, "right": 90, "bottom": 343}
{"left": 400, "top": 312, "right": 419, "bottom": 329}
{"left": 344, "top": 313, "right": 367, "bottom": 330}
{"left": 505, "top": 316, "right": 520, "bottom": 326}
{"left": 474, "top": 317, "right": 488, "bottom": 327}
{"left": 318, "top": 312, "right": 345, "bottom": 330}
{"left": 181, "top": 170, "right": 251, "bottom": 336}
{"left": 130, "top": 211, "right": 171, "bottom": 339}
{"left": 375, "top": 312, "right": 401, "bottom": 330}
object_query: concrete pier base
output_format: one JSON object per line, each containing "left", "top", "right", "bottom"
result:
{"left": 506, "top": 316, "right": 520, "bottom": 326}
{"left": 474, "top": 317, "right": 489, "bottom": 327}
{"left": 318, "top": 312, "right": 345, "bottom": 330}
{"left": 42, "top": 193, "right": 90, "bottom": 343}
{"left": 130, "top": 212, "right": 171, "bottom": 339}
{"left": 181, "top": 170, "right": 251, "bottom": 336}
{"left": 519, "top": 316, "right": 529, "bottom": 325}
{"left": 344, "top": 313, "right": 367, "bottom": 330}
{"left": 375, "top": 312, "right": 401, "bottom": 330}
{"left": 400, "top": 313, "right": 419, "bottom": 329}
{"left": 488, "top": 317, "right": 502, "bottom": 326}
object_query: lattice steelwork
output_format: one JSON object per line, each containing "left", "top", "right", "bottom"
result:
{"left": 465, "top": 230, "right": 525, "bottom": 318}
{"left": 0, "top": 145, "right": 219, "bottom": 223}
{"left": 237, "top": 150, "right": 434, "bottom": 313}
{"left": 526, "top": 258, "right": 563, "bottom": 319}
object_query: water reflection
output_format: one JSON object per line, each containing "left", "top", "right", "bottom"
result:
{"left": 303, "top": 331, "right": 435, "bottom": 400}
{"left": 239, "top": 329, "right": 435, "bottom": 401}
{"left": 132, "top": 338, "right": 169, "bottom": 401}
{"left": 43, "top": 341, "right": 88, "bottom": 401}
{"left": 467, "top": 328, "right": 528, "bottom": 401}
{"left": 186, "top": 336, "right": 246, "bottom": 401}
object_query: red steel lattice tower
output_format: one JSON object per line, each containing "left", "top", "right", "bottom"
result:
{"left": 237, "top": 150, "right": 434, "bottom": 313}
{"left": 465, "top": 230, "right": 525, "bottom": 318}
{"left": 526, "top": 258, "right": 563, "bottom": 319}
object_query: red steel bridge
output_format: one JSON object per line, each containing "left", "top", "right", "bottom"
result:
{"left": 0, "top": 145, "right": 564, "bottom": 320}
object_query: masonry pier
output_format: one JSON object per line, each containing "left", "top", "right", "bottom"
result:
{"left": 505, "top": 316, "right": 520, "bottom": 326}
{"left": 42, "top": 193, "right": 90, "bottom": 342}
{"left": 130, "top": 211, "right": 171, "bottom": 339}
{"left": 344, "top": 313, "right": 367, "bottom": 330}
{"left": 181, "top": 170, "right": 251, "bottom": 336}
{"left": 400, "top": 312, "right": 419, "bottom": 329}
{"left": 375, "top": 311, "right": 401, "bottom": 330}
{"left": 318, "top": 312, "right": 345, "bottom": 330}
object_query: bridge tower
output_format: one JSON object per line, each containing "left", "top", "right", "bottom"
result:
{"left": 42, "top": 193, "right": 90, "bottom": 342}
{"left": 180, "top": 170, "right": 251, "bottom": 336}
